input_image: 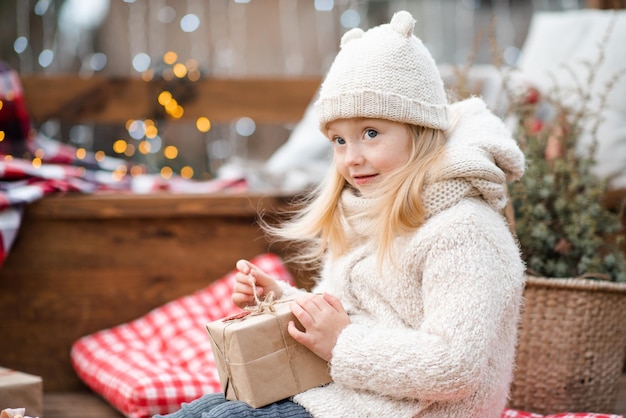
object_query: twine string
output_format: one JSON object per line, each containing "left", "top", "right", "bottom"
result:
{"left": 275, "top": 309, "right": 302, "bottom": 393}
{"left": 245, "top": 274, "right": 277, "bottom": 314}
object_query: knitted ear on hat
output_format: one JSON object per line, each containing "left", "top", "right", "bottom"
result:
{"left": 315, "top": 10, "right": 450, "bottom": 134}
{"left": 340, "top": 27, "right": 364, "bottom": 47}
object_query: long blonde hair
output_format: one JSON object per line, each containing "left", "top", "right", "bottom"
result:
{"left": 264, "top": 124, "right": 447, "bottom": 270}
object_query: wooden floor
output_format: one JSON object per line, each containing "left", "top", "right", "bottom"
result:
{"left": 44, "top": 392, "right": 124, "bottom": 418}
{"left": 41, "top": 373, "right": 626, "bottom": 418}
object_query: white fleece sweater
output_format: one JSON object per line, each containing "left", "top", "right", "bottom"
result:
{"left": 282, "top": 97, "right": 526, "bottom": 418}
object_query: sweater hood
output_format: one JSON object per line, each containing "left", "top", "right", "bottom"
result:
{"left": 422, "top": 97, "right": 525, "bottom": 216}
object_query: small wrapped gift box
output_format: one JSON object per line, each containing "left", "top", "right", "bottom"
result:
{"left": 0, "top": 368, "right": 42, "bottom": 418}
{"left": 206, "top": 299, "right": 332, "bottom": 408}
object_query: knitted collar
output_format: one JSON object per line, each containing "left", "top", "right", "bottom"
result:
{"left": 339, "top": 188, "right": 377, "bottom": 240}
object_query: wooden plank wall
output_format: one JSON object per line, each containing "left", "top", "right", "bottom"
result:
{"left": 19, "top": 75, "right": 321, "bottom": 125}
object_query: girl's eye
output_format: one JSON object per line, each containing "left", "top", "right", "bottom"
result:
{"left": 365, "top": 129, "right": 378, "bottom": 139}
{"left": 332, "top": 136, "right": 346, "bottom": 145}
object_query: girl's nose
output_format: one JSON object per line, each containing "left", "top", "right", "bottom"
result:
{"left": 344, "top": 143, "right": 364, "bottom": 166}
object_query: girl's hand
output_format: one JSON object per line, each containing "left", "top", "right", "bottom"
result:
{"left": 288, "top": 293, "right": 351, "bottom": 362}
{"left": 232, "top": 259, "right": 283, "bottom": 309}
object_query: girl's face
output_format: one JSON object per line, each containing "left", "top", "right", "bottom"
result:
{"left": 327, "top": 118, "right": 412, "bottom": 196}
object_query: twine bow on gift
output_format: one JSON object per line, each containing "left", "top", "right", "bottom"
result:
{"left": 222, "top": 275, "right": 279, "bottom": 322}
{"left": 246, "top": 275, "right": 278, "bottom": 312}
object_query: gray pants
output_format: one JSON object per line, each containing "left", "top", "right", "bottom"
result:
{"left": 153, "top": 393, "right": 312, "bottom": 418}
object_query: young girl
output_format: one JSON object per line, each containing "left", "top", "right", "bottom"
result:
{"left": 155, "top": 10, "right": 525, "bottom": 418}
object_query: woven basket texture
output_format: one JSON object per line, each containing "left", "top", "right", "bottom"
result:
{"left": 508, "top": 276, "right": 626, "bottom": 415}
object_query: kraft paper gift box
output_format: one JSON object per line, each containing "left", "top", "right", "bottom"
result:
{"left": 206, "top": 300, "right": 332, "bottom": 408}
{"left": 0, "top": 368, "right": 43, "bottom": 418}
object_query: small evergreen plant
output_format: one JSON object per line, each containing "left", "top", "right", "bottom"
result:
{"left": 504, "top": 56, "right": 626, "bottom": 282}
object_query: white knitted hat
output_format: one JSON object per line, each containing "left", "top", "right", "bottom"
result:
{"left": 315, "top": 10, "right": 450, "bottom": 133}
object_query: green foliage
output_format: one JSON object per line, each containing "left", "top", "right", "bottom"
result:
{"left": 506, "top": 80, "right": 626, "bottom": 282}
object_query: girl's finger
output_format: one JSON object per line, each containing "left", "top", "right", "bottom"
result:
{"left": 236, "top": 259, "right": 253, "bottom": 274}
{"left": 233, "top": 280, "right": 251, "bottom": 294}
{"left": 232, "top": 293, "right": 255, "bottom": 307}
{"left": 290, "top": 299, "right": 316, "bottom": 327}
{"left": 287, "top": 320, "right": 307, "bottom": 344}
{"left": 323, "top": 292, "right": 345, "bottom": 313}
{"left": 234, "top": 280, "right": 263, "bottom": 296}
{"left": 298, "top": 293, "right": 330, "bottom": 316}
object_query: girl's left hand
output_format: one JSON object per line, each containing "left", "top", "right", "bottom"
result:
{"left": 288, "top": 293, "right": 351, "bottom": 362}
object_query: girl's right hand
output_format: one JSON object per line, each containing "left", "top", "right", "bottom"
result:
{"left": 232, "top": 259, "right": 283, "bottom": 309}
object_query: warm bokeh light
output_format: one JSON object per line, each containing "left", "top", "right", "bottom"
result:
{"left": 130, "top": 165, "right": 144, "bottom": 176}
{"left": 158, "top": 91, "right": 172, "bottom": 106}
{"left": 181, "top": 166, "right": 194, "bottom": 179}
{"left": 35, "top": 148, "right": 45, "bottom": 158}
{"left": 0, "top": 131, "right": 6, "bottom": 142}
{"left": 76, "top": 148, "right": 87, "bottom": 160}
{"left": 163, "top": 51, "right": 178, "bottom": 65}
{"left": 164, "top": 99, "right": 178, "bottom": 113}
{"left": 32, "top": 157, "right": 42, "bottom": 168}
{"left": 145, "top": 125, "right": 158, "bottom": 138}
{"left": 113, "top": 139, "right": 127, "bottom": 154}
{"left": 138, "top": 141, "right": 151, "bottom": 154}
{"left": 164, "top": 145, "right": 178, "bottom": 159}
{"left": 162, "top": 69, "right": 174, "bottom": 81}
{"left": 124, "top": 143, "right": 136, "bottom": 157}
{"left": 112, "top": 167, "right": 126, "bottom": 182}
{"left": 141, "top": 70, "right": 154, "bottom": 82}
{"left": 186, "top": 58, "right": 199, "bottom": 71}
{"left": 95, "top": 151, "right": 106, "bottom": 162}
{"left": 173, "top": 63, "right": 188, "bottom": 78}
{"left": 188, "top": 69, "right": 201, "bottom": 81}
{"left": 171, "top": 105, "right": 184, "bottom": 119}
{"left": 160, "top": 166, "right": 173, "bottom": 179}
{"left": 116, "top": 164, "right": 128, "bottom": 175}
{"left": 196, "top": 117, "right": 211, "bottom": 133}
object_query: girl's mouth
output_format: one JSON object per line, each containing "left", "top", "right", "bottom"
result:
{"left": 353, "top": 174, "right": 378, "bottom": 185}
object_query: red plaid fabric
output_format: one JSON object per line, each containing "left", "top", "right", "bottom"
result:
{"left": 0, "top": 154, "right": 248, "bottom": 267}
{"left": 501, "top": 409, "right": 623, "bottom": 418}
{"left": 71, "top": 253, "right": 294, "bottom": 418}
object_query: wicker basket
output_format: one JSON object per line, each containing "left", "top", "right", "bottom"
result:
{"left": 508, "top": 276, "right": 626, "bottom": 415}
